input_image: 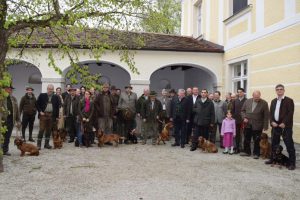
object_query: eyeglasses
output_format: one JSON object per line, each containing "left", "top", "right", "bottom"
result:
{"left": 276, "top": 88, "right": 284, "bottom": 91}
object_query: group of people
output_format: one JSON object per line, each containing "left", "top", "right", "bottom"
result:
{"left": 1, "top": 82, "right": 296, "bottom": 170}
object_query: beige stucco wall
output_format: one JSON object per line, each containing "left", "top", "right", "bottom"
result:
{"left": 297, "top": 0, "right": 300, "bottom": 13}
{"left": 209, "top": 0, "right": 219, "bottom": 44}
{"left": 228, "top": 20, "right": 248, "bottom": 39}
{"left": 264, "top": 0, "right": 285, "bottom": 27}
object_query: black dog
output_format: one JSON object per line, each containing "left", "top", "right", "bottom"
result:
{"left": 126, "top": 129, "right": 138, "bottom": 144}
{"left": 271, "top": 145, "right": 290, "bottom": 169}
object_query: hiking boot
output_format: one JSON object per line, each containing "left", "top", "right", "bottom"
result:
{"left": 37, "top": 140, "right": 42, "bottom": 150}
{"left": 44, "top": 140, "right": 52, "bottom": 149}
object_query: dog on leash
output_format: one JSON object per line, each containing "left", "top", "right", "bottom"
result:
{"left": 271, "top": 145, "right": 290, "bottom": 169}
{"left": 157, "top": 122, "right": 173, "bottom": 145}
{"left": 198, "top": 136, "right": 218, "bottom": 153}
{"left": 259, "top": 133, "right": 271, "bottom": 159}
{"left": 53, "top": 130, "right": 63, "bottom": 149}
{"left": 97, "top": 130, "right": 124, "bottom": 147}
{"left": 14, "top": 137, "right": 39, "bottom": 156}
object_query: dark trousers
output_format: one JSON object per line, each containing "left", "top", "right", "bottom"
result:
{"left": 174, "top": 118, "right": 186, "bottom": 145}
{"left": 244, "top": 128, "right": 261, "bottom": 156}
{"left": 210, "top": 122, "right": 222, "bottom": 145}
{"left": 112, "top": 117, "right": 118, "bottom": 132}
{"left": 21, "top": 113, "right": 35, "bottom": 139}
{"left": 66, "top": 115, "right": 77, "bottom": 141}
{"left": 186, "top": 120, "right": 194, "bottom": 144}
{"left": 271, "top": 127, "right": 296, "bottom": 166}
{"left": 235, "top": 123, "right": 242, "bottom": 152}
{"left": 2, "top": 120, "right": 13, "bottom": 153}
{"left": 192, "top": 125, "right": 210, "bottom": 146}
{"left": 120, "top": 119, "right": 135, "bottom": 139}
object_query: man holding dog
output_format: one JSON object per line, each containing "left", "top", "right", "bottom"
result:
{"left": 1, "top": 85, "right": 21, "bottom": 156}
{"left": 36, "top": 84, "right": 60, "bottom": 149}
{"left": 157, "top": 89, "right": 172, "bottom": 133}
{"left": 265, "top": 84, "right": 296, "bottom": 170}
{"left": 240, "top": 90, "right": 269, "bottom": 159}
{"left": 141, "top": 91, "right": 162, "bottom": 145}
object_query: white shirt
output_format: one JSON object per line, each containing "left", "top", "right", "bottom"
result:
{"left": 274, "top": 96, "right": 285, "bottom": 121}
{"left": 201, "top": 98, "right": 207, "bottom": 103}
{"left": 192, "top": 95, "right": 197, "bottom": 104}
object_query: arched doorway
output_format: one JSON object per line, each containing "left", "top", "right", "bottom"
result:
{"left": 150, "top": 64, "right": 217, "bottom": 94}
{"left": 63, "top": 61, "right": 131, "bottom": 90}
{"left": 8, "top": 60, "right": 42, "bottom": 102}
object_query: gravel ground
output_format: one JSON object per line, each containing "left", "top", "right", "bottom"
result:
{"left": 0, "top": 136, "right": 300, "bottom": 200}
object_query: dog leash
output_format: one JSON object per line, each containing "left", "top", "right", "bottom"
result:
{"left": 15, "top": 126, "right": 21, "bottom": 137}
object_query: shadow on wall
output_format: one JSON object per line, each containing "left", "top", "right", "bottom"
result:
{"left": 63, "top": 61, "right": 131, "bottom": 90}
{"left": 150, "top": 65, "right": 217, "bottom": 94}
{"left": 8, "top": 62, "right": 42, "bottom": 102}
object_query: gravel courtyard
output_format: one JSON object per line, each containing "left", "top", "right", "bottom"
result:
{"left": 1, "top": 137, "right": 300, "bottom": 200}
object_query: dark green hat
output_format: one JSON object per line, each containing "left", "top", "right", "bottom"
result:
{"left": 149, "top": 91, "right": 157, "bottom": 96}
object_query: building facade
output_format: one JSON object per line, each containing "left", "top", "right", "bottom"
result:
{"left": 182, "top": 0, "right": 300, "bottom": 142}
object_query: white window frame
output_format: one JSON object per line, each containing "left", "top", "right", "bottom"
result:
{"left": 231, "top": 61, "right": 248, "bottom": 94}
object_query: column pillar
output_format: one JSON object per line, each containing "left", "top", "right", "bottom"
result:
{"left": 130, "top": 80, "right": 150, "bottom": 97}
{"left": 41, "top": 78, "right": 65, "bottom": 92}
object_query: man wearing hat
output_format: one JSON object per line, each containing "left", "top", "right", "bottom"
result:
{"left": 94, "top": 83, "right": 115, "bottom": 135}
{"left": 19, "top": 86, "right": 37, "bottom": 142}
{"left": 141, "top": 91, "right": 162, "bottom": 145}
{"left": 1, "top": 85, "right": 21, "bottom": 156}
{"left": 117, "top": 85, "right": 137, "bottom": 142}
{"left": 63, "top": 87, "right": 80, "bottom": 143}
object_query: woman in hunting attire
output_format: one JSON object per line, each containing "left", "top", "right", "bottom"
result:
{"left": 78, "top": 91, "right": 95, "bottom": 147}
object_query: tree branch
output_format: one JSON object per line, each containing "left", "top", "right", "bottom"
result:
{"left": 18, "top": 27, "right": 34, "bottom": 57}
{"left": 0, "top": 0, "right": 8, "bottom": 29}
{"left": 52, "top": 0, "right": 61, "bottom": 16}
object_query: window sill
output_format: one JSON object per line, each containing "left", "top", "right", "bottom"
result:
{"left": 223, "top": 5, "right": 252, "bottom": 25}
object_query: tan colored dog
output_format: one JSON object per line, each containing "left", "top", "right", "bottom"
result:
{"left": 157, "top": 122, "right": 173, "bottom": 145}
{"left": 14, "top": 137, "right": 39, "bottom": 156}
{"left": 260, "top": 132, "right": 271, "bottom": 159}
{"left": 53, "top": 130, "right": 63, "bottom": 149}
{"left": 97, "top": 130, "right": 124, "bottom": 147}
{"left": 198, "top": 136, "right": 218, "bottom": 153}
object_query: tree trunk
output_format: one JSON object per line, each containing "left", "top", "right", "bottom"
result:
{"left": 0, "top": 29, "right": 9, "bottom": 173}
{"left": 0, "top": 156, "right": 3, "bottom": 173}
